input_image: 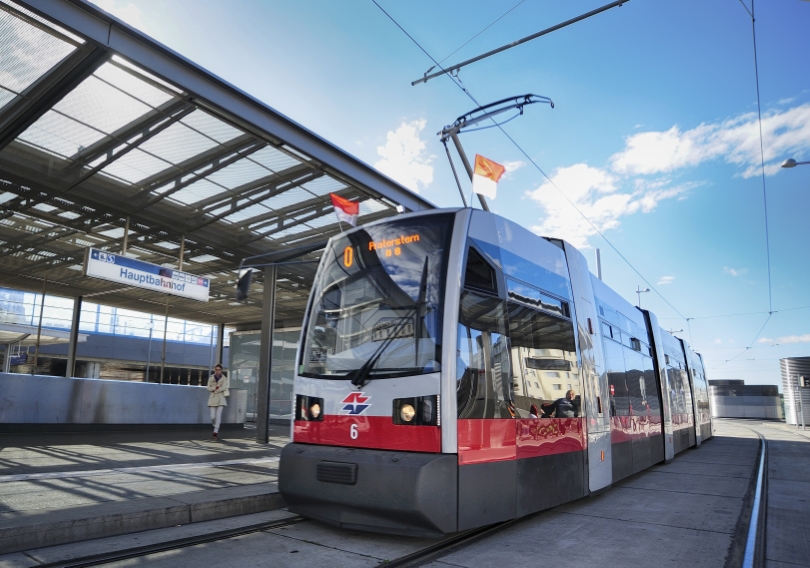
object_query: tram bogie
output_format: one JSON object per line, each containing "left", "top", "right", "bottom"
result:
{"left": 279, "top": 207, "right": 713, "bottom": 536}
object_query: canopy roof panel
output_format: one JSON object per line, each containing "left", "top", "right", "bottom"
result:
{"left": 0, "top": 0, "right": 434, "bottom": 327}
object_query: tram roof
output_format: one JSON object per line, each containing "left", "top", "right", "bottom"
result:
{"left": 0, "top": 0, "right": 434, "bottom": 326}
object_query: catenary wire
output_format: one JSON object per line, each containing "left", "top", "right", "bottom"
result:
{"left": 716, "top": 312, "right": 772, "bottom": 366}
{"left": 371, "top": 0, "right": 688, "bottom": 322}
{"left": 658, "top": 304, "right": 810, "bottom": 321}
{"left": 436, "top": 0, "right": 526, "bottom": 65}
{"left": 748, "top": 0, "right": 774, "bottom": 315}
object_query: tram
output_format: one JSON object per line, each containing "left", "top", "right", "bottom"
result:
{"left": 279, "top": 208, "right": 712, "bottom": 537}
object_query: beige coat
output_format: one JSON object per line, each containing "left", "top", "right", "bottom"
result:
{"left": 207, "top": 374, "right": 229, "bottom": 407}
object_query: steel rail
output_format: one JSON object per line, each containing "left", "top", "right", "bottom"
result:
{"left": 742, "top": 429, "right": 768, "bottom": 568}
{"left": 39, "top": 515, "right": 307, "bottom": 568}
{"left": 382, "top": 519, "right": 517, "bottom": 568}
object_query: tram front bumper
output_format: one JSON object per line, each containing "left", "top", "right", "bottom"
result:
{"left": 279, "top": 443, "right": 457, "bottom": 537}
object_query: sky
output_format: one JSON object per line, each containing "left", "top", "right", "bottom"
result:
{"left": 90, "top": 0, "right": 810, "bottom": 390}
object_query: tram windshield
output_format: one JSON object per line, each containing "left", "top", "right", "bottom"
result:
{"left": 300, "top": 213, "right": 454, "bottom": 381}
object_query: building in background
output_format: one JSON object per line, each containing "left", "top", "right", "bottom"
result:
{"left": 781, "top": 357, "right": 810, "bottom": 427}
{"left": 0, "top": 286, "right": 231, "bottom": 384}
{"left": 709, "top": 379, "right": 782, "bottom": 420}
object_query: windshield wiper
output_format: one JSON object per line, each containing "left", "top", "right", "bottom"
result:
{"left": 345, "top": 306, "right": 417, "bottom": 388}
{"left": 346, "top": 257, "right": 430, "bottom": 388}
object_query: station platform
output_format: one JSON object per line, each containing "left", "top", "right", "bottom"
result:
{"left": 0, "top": 425, "right": 288, "bottom": 555}
{"left": 0, "top": 419, "right": 808, "bottom": 567}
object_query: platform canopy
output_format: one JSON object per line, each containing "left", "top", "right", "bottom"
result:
{"left": 0, "top": 0, "right": 434, "bottom": 327}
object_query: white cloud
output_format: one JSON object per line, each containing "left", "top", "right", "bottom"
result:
{"left": 527, "top": 164, "right": 691, "bottom": 248}
{"left": 758, "top": 334, "right": 810, "bottom": 345}
{"left": 374, "top": 119, "right": 433, "bottom": 194}
{"left": 610, "top": 104, "right": 810, "bottom": 178}
{"left": 501, "top": 160, "right": 526, "bottom": 179}
{"left": 91, "top": 0, "right": 148, "bottom": 32}
{"left": 658, "top": 276, "right": 675, "bottom": 285}
{"left": 723, "top": 266, "right": 748, "bottom": 277}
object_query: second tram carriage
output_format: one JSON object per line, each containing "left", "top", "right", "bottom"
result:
{"left": 279, "top": 208, "right": 712, "bottom": 537}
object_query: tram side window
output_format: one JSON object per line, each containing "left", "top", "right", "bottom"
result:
{"left": 623, "top": 349, "right": 646, "bottom": 416}
{"left": 463, "top": 247, "right": 497, "bottom": 293}
{"left": 603, "top": 338, "right": 630, "bottom": 417}
{"left": 643, "top": 355, "right": 660, "bottom": 417}
{"left": 456, "top": 290, "right": 513, "bottom": 419}
{"left": 506, "top": 301, "right": 578, "bottom": 418}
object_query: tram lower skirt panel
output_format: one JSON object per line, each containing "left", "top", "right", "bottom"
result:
{"left": 673, "top": 427, "right": 696, "bottom": 454}
{"left": 456, "top": 450, "right": 586, "bottom": 531}
{"left": 612, "top": 434, "right": 665, "bottom": 483}
{"left": 279, "top": 443, "right": 457, "bottom": 537}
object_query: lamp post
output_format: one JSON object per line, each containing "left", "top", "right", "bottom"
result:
{"left": 636, "top": 286, "right": 650, "bottom": 308}
{"left": 781, "top": 158, "right": 810, "bottom": 168}
{"left": 794, "top": 375, "right": 806, "bottom": 430}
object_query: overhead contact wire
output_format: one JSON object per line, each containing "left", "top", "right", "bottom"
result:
{"left": 436, "top": 0, "right": 526, "bottom": 66}
{"left": 718, "top": 312, "right": 772, "bottom": 366}
{"left": 749, "top": 0, "right": 774, "bottom": 314}
{"left": 372, "top": 0, "right": 688, "bottom": 322}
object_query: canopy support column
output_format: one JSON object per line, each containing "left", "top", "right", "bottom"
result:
{"left": 65, "top": 296, "right": 82, "bottom": 377}
{"left": 256, "top": 265, "right": 277, "bottom": 444}
{"left": 217, "top": 324, "right": 225, "bottom": 367}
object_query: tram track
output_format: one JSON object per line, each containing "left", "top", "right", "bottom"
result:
{"left": 380, "top": 519, "right": 517, "bottom": 568}
{"left": 725, "top": 421, "right": 769, "bottom": 568}
{"left": 37, "top": 515, "right": 308, "bottom": 568}
{"left": 35, "top": 512, "right": 515, "bottom": 568}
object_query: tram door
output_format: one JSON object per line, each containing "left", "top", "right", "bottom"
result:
{"left": 562, "top": 243, "right": 611, "bottom": 493}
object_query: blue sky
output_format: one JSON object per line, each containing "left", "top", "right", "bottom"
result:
{"left": 92, "top": 0, "right": 810, "bottom": 390}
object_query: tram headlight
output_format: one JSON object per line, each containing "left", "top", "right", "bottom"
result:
{"left": 393, "top": 396, "right": 439, "bottom": 426}
{"left": 400, "top": 404, "right": 416, "bottom": 422}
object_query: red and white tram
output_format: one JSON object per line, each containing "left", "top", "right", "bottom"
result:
{"left": 279, "top": 208, "right": 712, "bottom": 537}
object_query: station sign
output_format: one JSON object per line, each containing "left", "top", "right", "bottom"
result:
{"left": 8, "top": 352, "right": 27, "bottom": 366}
{"left": 84, "top": 248, "right": 209, "bottom": 302}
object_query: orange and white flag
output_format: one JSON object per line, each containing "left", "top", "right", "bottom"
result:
{"left": 330, "top": 193, "right": 359, "bottom": 226}
{"left": 472, "top": 154, "right": 506, "bottom": 200}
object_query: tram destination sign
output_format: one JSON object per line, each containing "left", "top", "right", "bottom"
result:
{"left": 83, "top": 248, "right": 210, "bottom": 302}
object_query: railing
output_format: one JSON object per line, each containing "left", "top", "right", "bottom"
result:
{"left": 0, "top": 288, "right": 234, "bottom": 346}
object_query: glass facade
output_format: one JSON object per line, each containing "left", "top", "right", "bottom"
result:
{"left": 229, "top": 328, "right": 300, "bottom": 421}
{"left": 0, "top": 285, "right": 233, "bottom": 380}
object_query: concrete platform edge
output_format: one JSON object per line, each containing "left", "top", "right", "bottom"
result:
{"left": 0, "top": 423, "right": 246, "bottom": 434}
{"left": 0, "top": 483, "right": 284, "bottom": 555}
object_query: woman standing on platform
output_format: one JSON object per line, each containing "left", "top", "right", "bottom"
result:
{"left": 207, "top": 364, "right": 229, "bottom": 440}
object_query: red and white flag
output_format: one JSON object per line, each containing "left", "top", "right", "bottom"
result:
{"left": 330, "top": 193, "right": 359, "bottom": 227}
{"left": 472, "top": 154, "right": 506, "bottom": 200}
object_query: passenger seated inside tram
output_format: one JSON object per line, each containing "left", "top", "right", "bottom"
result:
{"left": 529, "top": 404, "right": 540, "bottom": 418}
{"left": 541, "top": 389, "right": 580, "bottom": 418}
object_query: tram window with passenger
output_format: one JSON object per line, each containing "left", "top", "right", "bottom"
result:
{"left": 455, "top": 242, "right": 579, "bottom": 419}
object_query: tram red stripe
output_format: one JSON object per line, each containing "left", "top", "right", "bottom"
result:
{"left": 457, "top": 418, "right": 586, "bottom": 465}
{"left": 293, "top": 415, "right": 441, "bottom": 452}
{"left": 609, "top": 415, "right": 665, "bottom": 444}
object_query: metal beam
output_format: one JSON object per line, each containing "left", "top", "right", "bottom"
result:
{"left": 66, "top": 98, "right": 193, "bottom": 173}
{"left": 192, "top": 163, "right": 314, "bottom": 211}
{"left": 130, "top": 134, "right": 260, "bottom": 199}
{"left": 134, "top": 141, "right": 267, "bottom": 211}
{"left": 0, "top": 47, "right": 108, "bottom": 152}
{"left": 238, "top": 188, "right": 355, "bottom": 234}
{"left": 65, "top": 295, "right": 82, "bottom": 377}
{"left": 216, "top": 324, "right": 225, "bottom": 368}
{"left": 21, "top": 0, "right": 435, "bottom": 213}
{"left": 256, "top": 264, "right": 276, "bottom": 443}
{"left": 185, "top": 170, "right": 323, "bottom": 230}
